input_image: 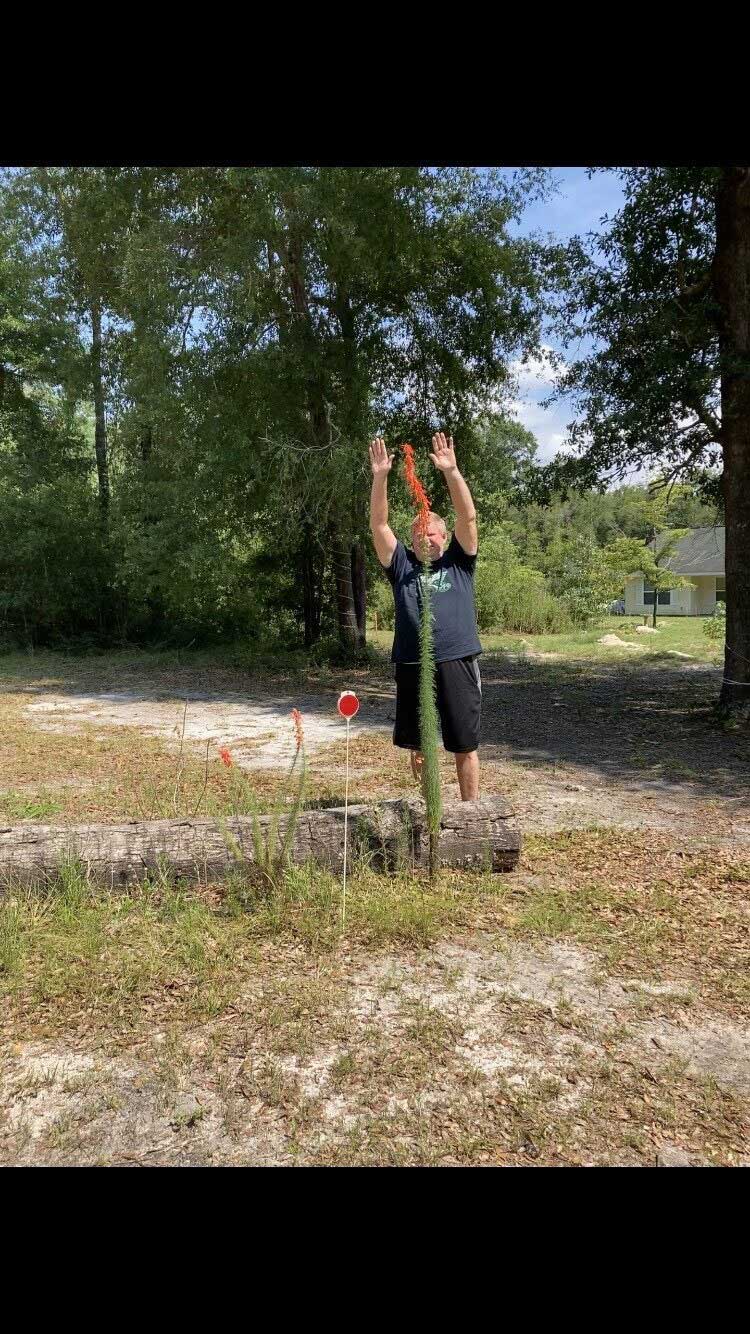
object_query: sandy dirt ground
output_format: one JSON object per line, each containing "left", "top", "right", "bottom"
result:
{"left": 4, "top": 934, "right": 749, "bottom": 1166}
{"left": 3, "top": 649, "right": 750, "bottom": 1165}
{"left": 19, "top": 652, "right": 750, "bottom": 840}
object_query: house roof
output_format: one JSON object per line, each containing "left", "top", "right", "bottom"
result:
{"left": 647, "top": 526, "right": 725, "bottom": 575}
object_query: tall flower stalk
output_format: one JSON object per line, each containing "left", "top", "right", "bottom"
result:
{"left": 221, "top": 710, "right": 307, "bottom": 890}
{"left": 401, "top": 443, "right": 442, "bottom": 878}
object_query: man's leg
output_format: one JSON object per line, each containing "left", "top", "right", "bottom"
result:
{"left": 413, "top": 747, "right": 478, "bottom": 799}
{"left": 437, "top": 657, "right": 482, "bottom": 800}
{"left": 410, "top": 749, "right": 429, "bottom": 797}
{"left": 393, "top": 664, "right": 422, "bottom": 780}
{"left": 455, "top": 749, "right": 479, "bottom": 801}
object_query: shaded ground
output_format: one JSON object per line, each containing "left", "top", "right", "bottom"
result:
{"left": 477, "top": 653, "right": 750, "bottom": 842}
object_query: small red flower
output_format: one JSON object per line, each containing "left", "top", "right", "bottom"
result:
{"left": 291, "top": 708, "right": 304, "bottom": 751}
{"left": 218, "top": 746, "right": 233, "bottom": 767}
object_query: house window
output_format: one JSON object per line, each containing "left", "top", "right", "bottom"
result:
{"left": 644, "top": 584, "right": 671, "bottom": 606}
{"left": 716, "top": 577, "right": 726, "bottom": 605}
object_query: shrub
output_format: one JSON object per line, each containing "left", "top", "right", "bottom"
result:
{"left": 475, "top": 561, "right": 570, "bottom": 634}
{"left": 369, "top": 578, "right": 395, "bottom": 630}
{"left": 703, "top": 601, "right": 726, "bottom": 642}
{"left": 548, "top": 535, "right": 623, "bottom": 627}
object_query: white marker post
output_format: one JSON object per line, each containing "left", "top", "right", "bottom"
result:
{"left": 336, "top": 691, "right": 360, "bottom": 932}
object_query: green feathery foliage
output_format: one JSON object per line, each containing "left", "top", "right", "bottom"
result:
{"left": 417, "top": 555, "right": 443, "bottom": 876}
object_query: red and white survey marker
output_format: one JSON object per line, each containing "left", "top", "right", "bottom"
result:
{"left": 337, "top": 690, "right": 360, "bottom": 930}
{"left": 337, "top": 690, "right": 360, "bottom": 718}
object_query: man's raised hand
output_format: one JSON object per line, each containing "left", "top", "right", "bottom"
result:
{"left": 429, "top": 431, "right": 458, "bottom": 473}
{"left": 369, "top": 437, "right": 395, "bottom": 476}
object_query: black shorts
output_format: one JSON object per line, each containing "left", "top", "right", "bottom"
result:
{"left": 393, "top": 654, "right": 482, "bottom": 755}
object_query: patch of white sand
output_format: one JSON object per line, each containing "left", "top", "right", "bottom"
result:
{"left": 25, "top": 690, "right": 392, "bottom": 769}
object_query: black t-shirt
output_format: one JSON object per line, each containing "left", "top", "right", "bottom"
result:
{"left": 382, "top": 533, "right": 483, "bottom": 664}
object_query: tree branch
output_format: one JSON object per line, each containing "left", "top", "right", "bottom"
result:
{"left": 678, "top": 271, "right": 713, "bottom": 302}
{"left": 683, "top": 398, "right": 722, "bottom": 441}
{"left": 648, "top": 438, "right": 713, "bottom": 491}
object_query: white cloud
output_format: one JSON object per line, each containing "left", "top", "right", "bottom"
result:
{"left": 493, "top": 343, "right": 656, "bottom": 482}
{"left": 504, "top": 345, "right": 573, "bottom": 463}
{"left": 510, "top": 345, "right": 563, "bottom": 390}
{"left": 510, "top": 399, "right": 569, "bottom": 462}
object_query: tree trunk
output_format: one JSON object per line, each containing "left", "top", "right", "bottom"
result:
{"left": 90, "top": 297, "right": 109, "bottom": 520}
{"left": 276, "top": 216, "right": 370, "bottom": 656}
{"left": 331, "top": 528, "right": 368, "bottom": 655}
{"left": 300, "top": 524, "right": 324, "bottom": 648}
{"left": 273, "top": 208, "right": 329, "bottom": 651}
{"left": 138, "top": 425, "right": 166, "bottom": 639}
{"left": 334, "top": 535, "right": 361, "bottom": 653}
{"left": 336, "top": 290, "right": 368, "bottom": 652}
{"left": 0, "top": 796, "right": 521, "bottom": 887}
{"left": 351, "top": 540, "right": 367, "bottom": 647}
{"left": 716, "top": 168, "right": 750, "bottom": 717}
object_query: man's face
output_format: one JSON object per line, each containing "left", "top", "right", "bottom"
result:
{"left": 411, "top": 515, "right": 447, "bottom": 561}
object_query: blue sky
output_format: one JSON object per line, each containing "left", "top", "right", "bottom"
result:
{"left": 510, "top": 166, "right": 626, "bottom": 243}
{"left": 503, "top": 167, "right": 627, "bottom": 465}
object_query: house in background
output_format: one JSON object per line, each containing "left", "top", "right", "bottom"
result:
{"left": 624, "top": 527, "right": 725, "bottom": 616}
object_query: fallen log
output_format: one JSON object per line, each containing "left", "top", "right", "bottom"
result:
{"left": 0, "top": 796, "right": 520, "bottom": 888}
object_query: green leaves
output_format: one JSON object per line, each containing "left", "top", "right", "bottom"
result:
{"left": 418, "top": 560, "right": 443, "bottom": 857}
{"left": 0, "top": 166, "right": 556, "bottom": 648}
{"left": 547, "top": 168, "right": 722, "bottom": 488}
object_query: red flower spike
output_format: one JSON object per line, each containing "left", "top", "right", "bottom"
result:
{"left": 401, "top": 443, "right": 431, "bottom": 539}
{"left": 218, "top": 746, "right": 233, "bottom": 767}
{"left": 291, "top": 708, "right": 304, "bottom": 751}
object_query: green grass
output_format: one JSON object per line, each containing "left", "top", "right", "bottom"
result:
{"left": 0, "top": 643, "right": 312, "bottom": 685}
{"left": 370, "top": 616, "right": 724, "bottom": 665}
{"left": 0, "top": 641, "right": 395, "bottom": 826}
{"left": 0, "top": 624, "right": 725, "bottom": 830}
{"left": 4, "top": 829, "right": 750, "bottom": 1040}
{"left": 0, "top": 857, "right": 498, "bottom": 1033}
{"left": 487, "top": 616, "right": 722, "bottom": 662}
{"left": 516, "top": 830, "right": 750, "bottom": 1003}
{"left": 0, "top": 640, "right": 392, "bottom": 696}
{"left": 1, "top": 636, "right": 745, "bottom": 1169}
{"left": 2, "top": 619, "right": 722, "bottom": 694}
{"left": 0, "top": 792, "right": 64, "bottom": 821}
{"left": 4, "top": 831, "right": 750, "bottom": 1168}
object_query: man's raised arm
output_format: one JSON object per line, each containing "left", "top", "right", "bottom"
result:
{"left": 369, "top": 437, "right": 398, "bottom": 567}
{"left": 429, "top": 432, "right": 478, "bottom": 556}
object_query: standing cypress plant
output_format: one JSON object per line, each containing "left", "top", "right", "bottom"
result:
{"left": 402, "top": 444, "right": 442, "bottom": 878}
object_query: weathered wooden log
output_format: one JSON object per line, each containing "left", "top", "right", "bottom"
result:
{"left": 0, "top": 796, "right": 520, "bottom": 888}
